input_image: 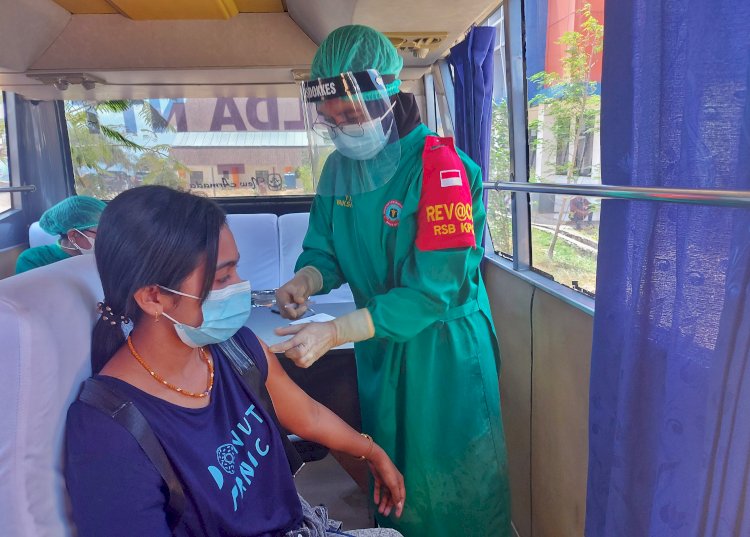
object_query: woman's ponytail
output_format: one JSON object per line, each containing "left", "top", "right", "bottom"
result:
{"left": 91, "top": 314, "right": 126, "bottom": 374}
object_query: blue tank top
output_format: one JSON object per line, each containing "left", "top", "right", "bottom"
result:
{"left": 65, "top": 328, "right": 303, "bottom": 537}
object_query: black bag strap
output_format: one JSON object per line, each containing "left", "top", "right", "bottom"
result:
{"left": 218, "top": 335, "right": 305, "bottom": 476}
{"left": 78, "top": 378, "right": 185, "bottom": 531}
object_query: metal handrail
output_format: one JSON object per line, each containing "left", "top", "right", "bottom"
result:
{"left": 483, "top": 181, "right": 750, "bottom": 208}
{"left": 0, "top": 185, "right": 36, "bottom": 194}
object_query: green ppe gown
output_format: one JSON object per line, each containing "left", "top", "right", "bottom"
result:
{"left": 296, "top": 124, "right": 511, "bottom": 537}
{"left": 15, "top": 243, "right": 71, "bottom": 274}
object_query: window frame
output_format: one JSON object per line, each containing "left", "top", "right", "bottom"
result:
{"left": 0, "top": 91, "right": 18, "bottom": 220}
{"left": 479, "top": 0, "right": 596, "bottom": 314}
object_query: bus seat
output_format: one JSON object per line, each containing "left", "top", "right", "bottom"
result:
{"left": 278, "top": 213, "right": 355, "bottom": 304}
{"left": 29, "top": 221, "right": 58, "bottom": 248}
{"left": 0, "top": 255, "right": 101, "bottom": 537}
{"left": 226, "top": 214, "right": 280, "bottom": 291}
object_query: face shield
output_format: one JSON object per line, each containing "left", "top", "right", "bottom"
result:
{"left": 301, "top": 70, "right": 400, "bottom": 196}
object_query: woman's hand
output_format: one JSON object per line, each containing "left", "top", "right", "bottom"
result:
{"left": 367, "top": 445, "right": 405, "bottom": 518}
{"left": 263, "top": 341, "right": 404, "bottom": 516}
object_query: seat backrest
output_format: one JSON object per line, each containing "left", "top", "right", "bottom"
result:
{"left": 29, "top": 221, "right": 59, "bottom": 248}
{"left": 0, "top": 255, "right": 102, "bottom": 537}
{"left": 225, "top": 214, "right": 280, "bottom": 291}
{"left": 278, "top": 213, "right": 354, "bottom": 304}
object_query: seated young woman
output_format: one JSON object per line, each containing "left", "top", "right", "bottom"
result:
{"left": 65, "top": 185, "right": 405, "bottom": 537}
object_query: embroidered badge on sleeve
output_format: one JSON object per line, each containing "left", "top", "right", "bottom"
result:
{"left": 416, "top": 136, "right": 476, "bottom": 251}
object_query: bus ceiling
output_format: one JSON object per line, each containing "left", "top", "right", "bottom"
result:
{"left": 0, "top": 0, "right": 498, "bottom": 101}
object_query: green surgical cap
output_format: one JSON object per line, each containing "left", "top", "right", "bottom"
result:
{"left": 39, "top": 195, "right": 106, "bottom": 235}
{"left": 311, "top": 25, "right": 403, "bottom": 96}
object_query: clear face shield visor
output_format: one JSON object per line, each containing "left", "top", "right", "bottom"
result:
{"left": 301, "top": 70, "right": 400, "bottom": 196}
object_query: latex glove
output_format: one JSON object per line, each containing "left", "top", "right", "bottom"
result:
{"left": 275, "top": 266, "right": 323, "bottom": 319}
{"left": 367, "top": 444, "right": 406, "bottom": 519}
{"left": 269, "top": 308, "right": 374, "bottom": 368}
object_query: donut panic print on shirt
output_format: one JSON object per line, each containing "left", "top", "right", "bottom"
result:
{"left": 416, "top": 135, "right": 476, "bottom": 251}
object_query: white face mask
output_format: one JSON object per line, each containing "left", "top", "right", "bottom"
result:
{"left": 70, "top": 229, "right": 96, "bottom": 255}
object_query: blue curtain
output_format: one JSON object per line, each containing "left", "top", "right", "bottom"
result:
{"left": 587, "top": 1, "right": 750, "bottom": 536}
{"left": 448, "top": 26, "right": 495, "bottom": 197}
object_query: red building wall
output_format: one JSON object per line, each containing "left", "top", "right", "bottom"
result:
{"left": 544, "top": 0, "right": 605, "bottom": 82}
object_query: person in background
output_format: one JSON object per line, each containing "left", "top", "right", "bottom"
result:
{"left": 65, "top": 186, "right": 404, "bottom": 537}
{"left": 15, "top": 195, "right": 105, "bottom": 274}
{"left": 272, "top": 25, "right": 511, "bottom": 537}
{"left": 569, "top": 196, "right": 591, "bottom": 230}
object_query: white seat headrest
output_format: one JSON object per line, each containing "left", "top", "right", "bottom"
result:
{"left": 0, "top": 255, "right": 102, "bottom": 536}
{"left": 226, "top": 214, "right": 280, "bottom": 291}
{"left": 278, "top": 213, "right": 354, "bottom": 304}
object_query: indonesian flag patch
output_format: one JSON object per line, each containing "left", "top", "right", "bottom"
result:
{"left": 415, "top": 135, "right": 476, "bottom": 251}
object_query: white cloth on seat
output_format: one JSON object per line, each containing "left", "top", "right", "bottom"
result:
{"left": 29, "top": 221, "right": 59, "bottom": 248}
{"left": 0, "top": 255, "right": 102, "bottom": 537}
{"left": 226, "top": 214, "right": 280, "bottom": 291}
{"left": 278, "top": 213, "right": 354, "bottom": 304}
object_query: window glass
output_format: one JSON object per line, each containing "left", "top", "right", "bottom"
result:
{"left": 525, "top": 0, "right": 604, "bottom": 294}
{"left": 0, "top": 92, "right": 11, "bottom": 214}
{"left": 66, "top": 98, "right": 314, "bottom": 199}
{"left": 485, "top": 7, "right": 513, "bottom": 257}
{"left": 531, "top": 193, "right": 598, "bottom": 294}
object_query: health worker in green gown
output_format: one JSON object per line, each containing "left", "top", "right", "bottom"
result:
{"left": 16, "top": 195, "right": 104, "bottom": 274}
{"left": 271, "top": 25, "right": 511, "bottom": 537}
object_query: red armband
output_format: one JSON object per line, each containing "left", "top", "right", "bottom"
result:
{"left": 415, "top": 135, "right": 476, "bottom": 251}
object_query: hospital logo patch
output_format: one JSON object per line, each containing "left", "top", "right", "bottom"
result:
{"left": 383, "top": 200, "right": 403, "bottom": 227}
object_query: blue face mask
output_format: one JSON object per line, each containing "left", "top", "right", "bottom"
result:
{"left": 332, "top": 102, "right": 396, "bottom": 161}
{"left": 333, "top": 120, "right": 388, "bottom": 160}
{"left": 159, "top": 280, "right": 252, "bottom": 348}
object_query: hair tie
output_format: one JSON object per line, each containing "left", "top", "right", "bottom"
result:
{"left": 96, "top": 301, "right": 131, "bottom": 327}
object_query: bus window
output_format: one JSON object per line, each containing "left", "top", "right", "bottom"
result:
{"left": 483, "top": 7, "right": 513, "bottom": 258}
{"left": 0, "top": 93, "right": 10, "bottom": 214}
{"left": 65, "top": 98, "right": 314, "bottom": 200}
{"left": 525, "top": 0, "right": 604, "bottom": 294}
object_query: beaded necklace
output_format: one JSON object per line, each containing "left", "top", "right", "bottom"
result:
{"left": 127, "top": 336, "right": 214, "bottom": 398}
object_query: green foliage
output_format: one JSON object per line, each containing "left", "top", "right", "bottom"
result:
{"left": 295, "top": 163, "right": 314, "bottom": 194}
{"left": 529, "top": 2, "right": 603, "bottom": 184}
{"left": 531, "top": 227, "right": 597, "bottom": 293}
{"left": 486, "top": 100, "right": 513, "bottom": 254}
{"left": 486, "top": 191, "right": 513, "bottom": 255}
{"left": 490, "top": 100, "right": 511, "bottom": 182}
{"left": 65, "top": 100, "right": 183, "bottom": 199}
{"left": 527, "top": 2, "right": 603, "bottom": 259}
{"left": 135, "top": 152, "right": 188, "bottom": 189}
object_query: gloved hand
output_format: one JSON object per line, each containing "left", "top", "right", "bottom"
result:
{"left": 275, "top": 266, "right": 323, "bottom": 319}
{"left": 269, "top": 308, "right": 374, "bottom": 368}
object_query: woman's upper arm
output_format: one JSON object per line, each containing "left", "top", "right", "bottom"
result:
{"left": 65, "top": 401, "right": 172, "bottom": 537}
{"left": 258, "top": 340, "right": 320, "bottom": 436}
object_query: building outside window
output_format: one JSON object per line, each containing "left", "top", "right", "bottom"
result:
{"left": 524, "top": 0, "right": 604, "bottom": 294}
{"left": 65, "top": 97, "right": 315, "bottom": 200}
